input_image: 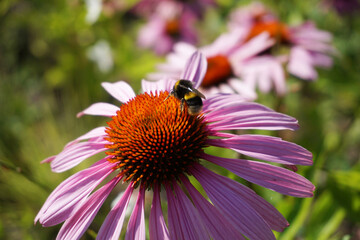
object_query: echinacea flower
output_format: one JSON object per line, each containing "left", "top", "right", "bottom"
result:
{"left": 148, "top": 29, "right": 280, "bottom": 98}
{"left": 137, "top": 1, "right": 198, "bottom": 55}
{"left": 229, "top": 2, "right": 334, "bottom": 86}
{"left": 36, "top": 52, "right": 314, "bottom": 240}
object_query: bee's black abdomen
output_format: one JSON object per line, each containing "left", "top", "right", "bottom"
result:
{"left": 185, "top": 96, "right": 203, "bottom": 107}
{"left": 185, "top": 96, "right": 203, "bottom": 115}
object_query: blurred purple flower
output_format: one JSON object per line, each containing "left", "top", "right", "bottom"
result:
{"left": 148, "top": 29, "right": 283, "bottom": 98}
{"left": 228, "top": 2, "right": 335, "bottom": 91}
{"left": 137, "top": 1, "right": 198, "bottom": 55}
{"left": 287, "top": 22, "right": 334, "bottom": 80}
{"left": 36, "top": 52, "right": 314, "bottom": 239}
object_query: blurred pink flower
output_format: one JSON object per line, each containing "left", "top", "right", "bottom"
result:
{"left": 287, "top": 22, "right": 334, "bottom": 80}
{"left": 36, "top": 52, "right": 314, "bottom": 240}
{"left": 148, "top": 29, "right": 283, "bottom": 98}
{"left": 137, "top": 1, "right": 198, "bottom": 55}
{"left": 228, "top": 2, "right": 334, "bottom": 93}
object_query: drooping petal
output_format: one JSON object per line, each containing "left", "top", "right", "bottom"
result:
{"left": 227, "top": 78, "right": 258, "bottom": 101}
{"left": 165, "top": 183, "right": 209, "bottom": 240}
{"left": 101, "top": 81, "right": 136, "bottom": 103}
{"left": 41, "top": 156, "right": 55, "bottom": 164}
{"left": 202, "top": 153, "right": 315, "bottom": 197}
{"left": 192, "top": 164, "right": 276, "bottom": 240}
{"left": 205, "top": 101, "right": 299, "bottom": 131}
{"left": 231, "top": 32, "right": 274, "bottom": 62}
{"left": 51, "top": 137, "right": 108, "bottom": 173}
{"left": 291, "top": 22, "right": 333, "bottom": 43}
{"left": 201, "top": 28, "right": 246, "bottom": 56}
{"left": 149, "top": 185, "right": 170, "bottom": 240}
{"left": 36, "top": 159, "right": 116, "bottom": 227}
{"left": 311, "top": 52, "right": 333, "bottom": 68}
{"left": 74, "top": 127, "right": 107, "bottom": 142}
{"left": 56, "top": 177, "right": 121, "bottom": 240}
{"left": 180, "top": 51, "right": 207, "bottom": 88}
{"left": 77, "top": 102, "right": 119, "bottom": 118}
{"left": 191, "top": 164, "right": 289, "bottom": 232}
{"left": 51, "top": 127, "right": 107, "bottom": 159}
{"left": 239, "top": 55, "right": 287, "bottom": 95}
{"left": 207, "top": 134, "right": 313, "bottom": 166}
{"left": 125, "top": 186, "right": 146, "bottom": 240}
{"left": 97, "top": 184, "right": 134, "bottom": 240}
{"left": 180, "top": 176, "right": 244, "bottom": 240}
{"left": 288, "top": 46, "right": 317, "bottom": 80}
{"left": 270, "top": 58, "right": 287, "bottom": 95}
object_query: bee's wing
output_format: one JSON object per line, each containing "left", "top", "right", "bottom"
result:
{"left": 192, "top": 88, "right": 206, "bottom": 99}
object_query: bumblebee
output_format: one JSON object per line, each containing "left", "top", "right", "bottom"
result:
{"left": 168, "top": 79, "right": 206, "bottom": 115}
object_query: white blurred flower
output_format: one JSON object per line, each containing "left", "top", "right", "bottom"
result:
{"left": 85, "top": 0, "right": 102, "bottom": 24}
{"left": 87, "top": 40, "right": 114, "bottom": 73}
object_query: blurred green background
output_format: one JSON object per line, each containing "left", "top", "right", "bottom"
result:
{"left": 1, "top": 0, "right": 359, "bottom": 239}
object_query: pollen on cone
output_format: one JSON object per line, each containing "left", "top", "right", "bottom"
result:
{"left": 104, "top": 91, "right": 209, "bottom": 189}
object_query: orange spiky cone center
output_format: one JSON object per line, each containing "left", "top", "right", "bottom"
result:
{"left": 105, "top": 91, "right": 209, "bottom": 189}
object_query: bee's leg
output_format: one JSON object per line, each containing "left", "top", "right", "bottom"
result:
{"left": 164, "top": 91, "right": 172, "bottom": 102}
{"left": 180, "top": 98, "right": 185, "bottom": 111}
{"left": 164, "top": 90, "right": 174, "bottom": 102}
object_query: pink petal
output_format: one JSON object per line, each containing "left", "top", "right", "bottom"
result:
{"left": 97, "top": 184, "right": 134, "bottom": 240}
{"left": 207, "top": 135, "right": 313, "bottom": 166}
{"left": 191, "top": 164, "right": 289, "bottom": 232}
{"left": 165, "top": 183, "right": 209, "bottom": 240}
{"left": 180, "top": 51, "right": 207, "bottom": 89}
{"left": 201, "top": 29, "right": 246, "bottom": 56}
{"left": 101, "top": 81, "right": 136, "bottom": 103}
{"left": 125, "top": 187, "right": 146, "bottom": 240}
{"left": 137, "top": 17, "right": 165, "bottom": 49}
{"left": 231, "top": 32, "right": 274, "bottom": 62}
{"left": 59, "top": 127, "right": 107, "bottom": 151}
{"left": 141, "top": 78, "right": 177, "bottom": 94}
{"left": 291, "top": 22, "right": 333, "bottom": 43}
{"left": 227, "top": 78, "right": 258, "bottom": 101}
{"left": 202, "top": 153, "right": 315, "bottom": 197}
{"left": 288, "top": 46, "right": 317, "bottom": 80}
{"left": 191, "top": 164, "right": 276, "bottom": 240}
{"left": 149, "top": 185, "right": 170, "bottom": 240}
{"left": 270, "top": 59, "right": 287, "bottom": 95}
{"left": 36, "top": 159, "right": 116, "bottom": 227}
{"left": 74, "top": 127, "right": 107, "bottom": 142}
{"left": 311, "top": 52, "right": 333, "bottom": 68}
{"left": 205, "top": 101, "right": 299, "bottom": 131}
{"left": 180, "top": 176, "right": 245, "bottom": 240}
{"left": 51, "top": 137, "right": 108, "bottom": 173}
{"left": 77, "top": 102, "right": 119, "bottom": 118}
{"left": 154, "top": 35, "right": 174, "bottom": 55}
{"left": 203, "top": 93, "right": 248, "bottom": 112}
{"left": 41, "top": 155, "right": 55, "bottom": 164}
{"left": 56, "top": 177, "right": 121, "bottom": 240}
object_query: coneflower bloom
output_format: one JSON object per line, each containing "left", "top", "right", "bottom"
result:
{"left": 148, "top": 29, "right": 279, "bottom": 98}
{"left": 137, "top": 1, "right": 197, "bottom": 55}
{"left": 229, "top": 2, "right": 334, "bottom": 85}
{"left": 36, "top": 52, "right": 314, "bottom": 240}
